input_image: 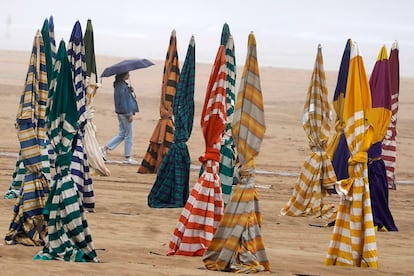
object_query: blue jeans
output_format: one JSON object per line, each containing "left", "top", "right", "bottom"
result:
{"left": 106, "top": 114, "right": 134, "bottom": 157}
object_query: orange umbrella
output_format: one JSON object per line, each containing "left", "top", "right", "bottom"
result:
{"left": 325, "top": 41, "right": 378, "bottom": 268}
{"left": 168, "top": 40, "right": 226, "bottom": 257}
{"left": 138, "top": 30, "right": 179, "bottom": 173}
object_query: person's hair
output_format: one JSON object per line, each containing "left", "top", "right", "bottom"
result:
{"left": 113, "top": 72, "right": 128, "bottom": 87}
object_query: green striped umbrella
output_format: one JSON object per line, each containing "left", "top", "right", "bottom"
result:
{"left": 148, "top": 35, "right": 195, "bottom": 208}
{"left": 34, "top": 40, "right": 99, "bottom": 262}
{"left": 219, "top": 23, "right": 236, "bottom": 206}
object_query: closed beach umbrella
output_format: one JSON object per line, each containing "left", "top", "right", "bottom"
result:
{"left": 281, "top": 45, "right": 337, "bottom": 219}
{"left": 148, "top": 36, "right": 195, "bottom": 208}
{"left": 34, "top": 40, "right": 98, "bottom": 262}
{"left": 325, "top": 42, "right": 378, "bottom": 268}
{"left": 4, "top": 30, "right": 50, "bottom": 246}
{"left": 4, "top": 19, "right": 56, "bottom": 199}
{"left": 168, "top": 40, "right": 227, "bottom": 256}
{"left": 326, "top": 39, "right": 351, "bottom": 181}
{"left": 218, "top": 23, "right": 236, "bottom": 206}
{"left": 203, "top": 32, "right": 270, "bottom": 273}
{"left": 138, "top": 30, "right": 179, "bottom": 173}
{"left": 381, "top": 42, "right": 399, "bottom": 189}
{"left": 83, "top": 19, "right": 111, "bottom": 176}
{"left": 367, "top": 46, "right": 398, "bottom": 231}
{"left": 67, "top": 20, "right": 95, "bottom": 212}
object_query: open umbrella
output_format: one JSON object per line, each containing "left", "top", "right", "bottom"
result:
{"left": 82, "top": 18, "right": 111, "bottom": 176}
{"left": 218, "top": 23, "right": 236, "bottom": 206}
{"left": 367, "top": 45, "right": 398, "bottom": 231}
{"left": 168, "top": 38, "right": 227, "bottom": 257}
{"left": 326, "top": 39, "right": 351, "bottom": 182}
{"left": 100, "top": 58, "right": 154, "bottom": 78}
{"left": 381, "top": 41, "right": 399, "bottom": 189}
{"left": 147, "top": 35, "right": 195, "bottom": 208}
{"left": 67, "top": 20, "right": 95, "bottom": 212}
{"left": 4, "top": 30, "right": 50, "bottom": 246}
{"left": 138, "top": 30, "right": 179, "bottom": 173}
{"left": 325, "top": 41, "right": 378, "bottom": 268}
{"left": 203, "top": 32, "right": 270, "bottom": 273}
{"left": 34, "top": 40, "right": 99, "bottom": 262}
{"left": 281, "top": 45, "right": 337, "bottom": 220}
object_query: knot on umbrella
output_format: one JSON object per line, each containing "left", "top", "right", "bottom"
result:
{"left": 55, "top": 152, "right": 73, "bottom": 167}
{"left": 199, "top": 148, "right": 220, "bottom": 163}
{"left": 335, "top": 120, "right": 345, "bottom": 132}
{"left": 348, "top": 151, "right": 367, "bottom": 166}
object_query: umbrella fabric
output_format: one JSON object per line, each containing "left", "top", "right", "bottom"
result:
{"left": 168, "top": 42, "right": 227, "bottom": 256}
{"left": 100, "top": 58, "right": 154, "bottom": 77}
{"left": 381, "top": 42, "right": 399, "bottom": 189}
{"left": 83, "top": 19, "right": 111, "bottom": 176}
{"left": 147, "top": 36, "right": 195, "bottom": 208}
{"left": 34, "top": 40, "right": 98, "bottom": 262}
{"left": 218, "top": 23, "right": 236, "bottom": 206}
{"left": 281, "top": 45, "right": 337, "bottom": 220}
{"left": 367, "top": 46, "right": 398, "bottom": 231}
{"left": 203, "top": 32, "right": 270, "bottom": 273}
{"left": 5, "top": 19, "right": 56, "bottom": 199}
{"left": 325, "top": 42, "right": 378, "bottom": 268}
{"left": 67, "top": 21, "right": 95, "bottom": 212}
{"left": 138, "top": 30, "right": 179, "bottom": 173}
{"left": 326, "top": 39, "right": 351, "bottom": 181}
{"left": 4, "top": 31, "right": 50, "bottom": 246}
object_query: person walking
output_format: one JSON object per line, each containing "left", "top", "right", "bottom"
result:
{"left": 101, "top": 72, "right": 139, "bottom": 164}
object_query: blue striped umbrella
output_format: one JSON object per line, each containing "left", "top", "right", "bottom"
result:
{"left": 148, "top": 35, "right": 195, "bottom": 208}
{"left": 5, "top": 31, "right": 50, "bottom": 246}
{"left": 67, "top": 20, "right": 95, "bottom": 212}
{"left": 218, "top": 23, "right": 236, "bottom": 206}
{"left": 34, "top": 40, "right": 99, "bottom": 262}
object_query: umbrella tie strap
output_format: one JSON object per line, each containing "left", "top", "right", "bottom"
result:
{"left": 199, "top": 148, "right": 220, "bottom": 163}
{"left": 55, "top": 152, "right": 73, "bottom": 167}
{"left": 348, "top": 151, "right": 367, "bottom": 166}
{"left": 335, "top": 120, "right": 345, "bottom": 132}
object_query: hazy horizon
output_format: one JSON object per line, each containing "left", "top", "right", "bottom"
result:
{"left": 1, "top": 0, "right": 413, "bottom": 76}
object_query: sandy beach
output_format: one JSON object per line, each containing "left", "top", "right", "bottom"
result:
{"left": 0, "top": 49, "right": 413, "bottom": 275}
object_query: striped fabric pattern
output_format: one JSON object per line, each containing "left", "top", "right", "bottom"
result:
{"left": 325, "top": 42, "right": 378, "bottom": 268}
{"left": 326, "top": 39, "right": 351, "bottom": 181}
{"left": 83, "top": 19, "right": 110, "bottom": 177}
{"left": 368, "top": 46, "right": 398, "bottom": 231}
{"left": 67, "top": 21, "right": 95, "bottom": 212}
{"left": 148, "top": 36, "right": 195, "bottom": 208}
{"left": 381, "top": 42, "right": 399, "bottom": 189}
{"left": 5, "top": 31, "right": 50, "bottom": 246}
{"left": 281, "top": 45, "right": 337, "bottom": 220}
{"left": 138, "top": 30, "right": 179, "bottom": 173}
{"left": 203, "top": 32, "right": 270, "bottom": 273}
{"left": 168, "top": 43, "right": 226, "bottom": 256}
{"left": 36, "top": 40, "right": 98, "bottom": 262}
{"left": 219, "top": 23, "right": 236, "bottom": 206}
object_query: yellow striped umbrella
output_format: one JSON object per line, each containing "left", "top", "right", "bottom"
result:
{"left": 281, "top": 45, "right": 337, "bottom": 220}
{"left": 325, "top": 41, "right": 378, "bottom": 268}
{"left": 203, "top": 32, "right": 270, "bottom": 273}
